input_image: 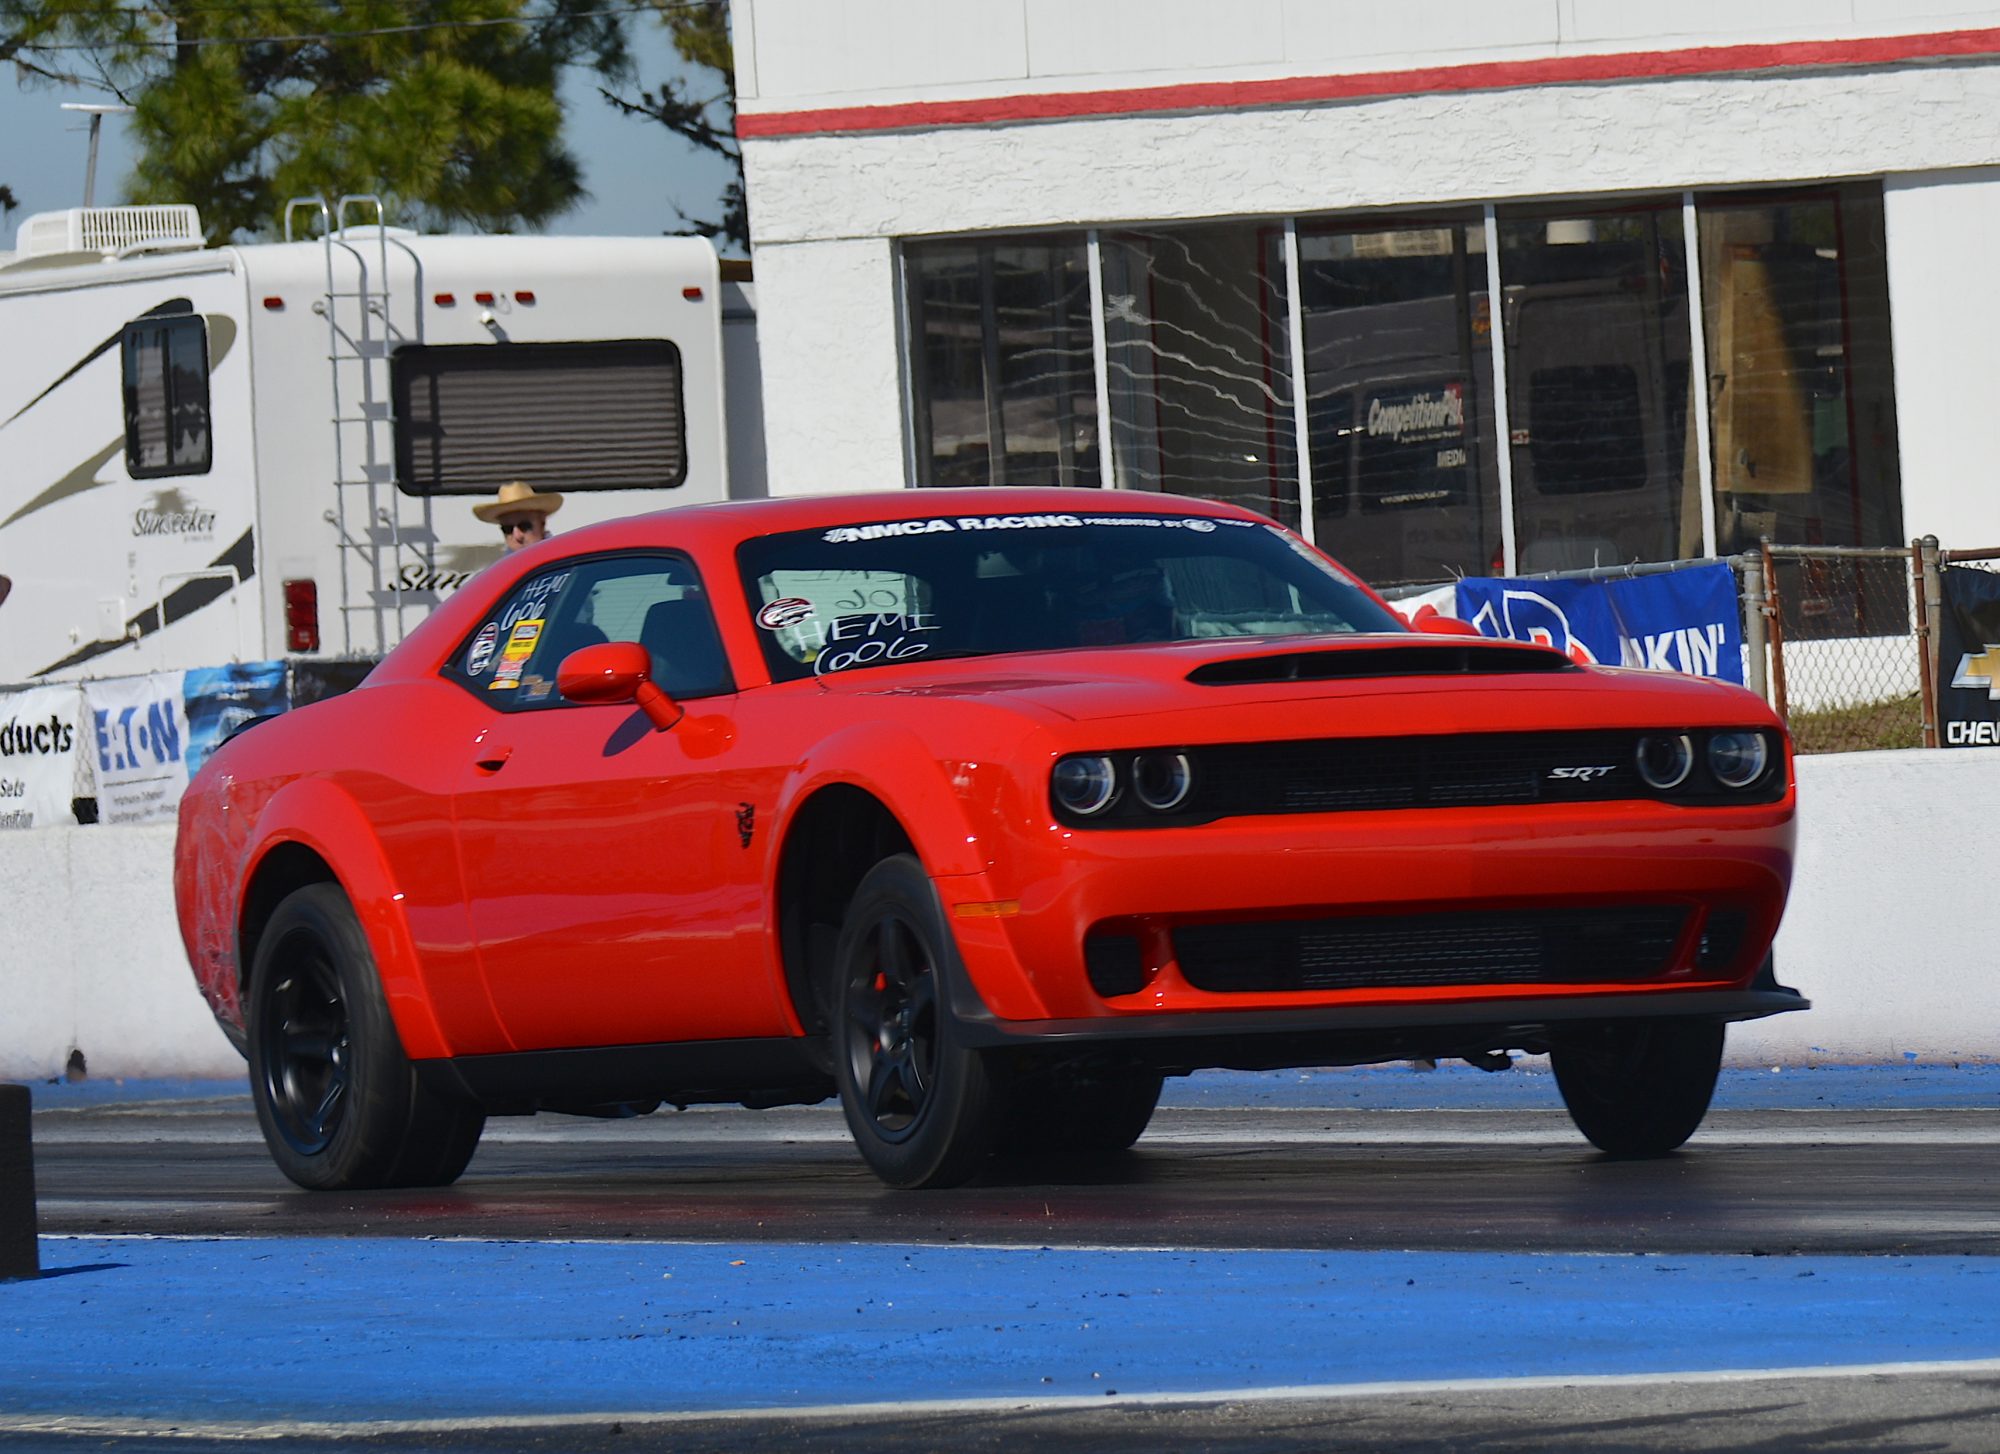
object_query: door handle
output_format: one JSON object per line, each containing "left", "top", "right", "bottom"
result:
{"left": 473, "top": 745, "right": 514, "bottom": 774}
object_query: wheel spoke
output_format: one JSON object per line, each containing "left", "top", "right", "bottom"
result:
{"left": 866, "top": 1050, "right": 904, "bottom": 1121}
{"left": 284, "top": 1027, "right": 338, "bottom": 1063}
{"left": 876, "top": 916, "right": 913, "bottom": 991}
{"left": 308, "top": 1070, "right": 346, "bottom": 1141}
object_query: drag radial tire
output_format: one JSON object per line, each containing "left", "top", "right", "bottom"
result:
{"left": 246, "top": 883, "right": 485, "bottom": 1190}
{"left": 1000, "top": 1065, "right": 1165, "bottom": 1156}
{"left": 832, "top": 855, "right": 1002, "bottom": 1189}
{"left": 1551, "top": 1018, "right": 1726, "bottom": 1158}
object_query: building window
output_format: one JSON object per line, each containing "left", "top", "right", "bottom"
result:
{"left": 1100, "top": 224, "right": 1297, "bottom": 525}
{"left": 904, "top": 238, "right": 1099, "bottom": 488}
{"left": 1295, "top": 218, "right": 1500, "bottom": 586}
{"left": 895, "top": 181, "right": 1903, "bottom": 589}
{"left": 1698, "top": 184, "right": 1903, "bottom": 555}
{"left": 1497, "top": 200, "right": 1696, "bottom": 572}
{"left": 391, "top": 340, "right": 687, "bottom": 496}
{"left": 122, "top": 314, "right": 211, "bottom": 478}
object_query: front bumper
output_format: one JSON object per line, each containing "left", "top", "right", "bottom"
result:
{"left": 938, "top": 795, "right": 1797, "bottom": 1026}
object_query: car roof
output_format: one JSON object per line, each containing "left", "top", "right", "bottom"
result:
{"left": 369, "top": 488, "right": 1289, "bottom": 685}
{"left": 546, "top": 486, "right": 1271, "bottom": 556}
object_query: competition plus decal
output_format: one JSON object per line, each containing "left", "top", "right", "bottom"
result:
{"left": 489, "top": 618, "right": 543, "bottom": 691}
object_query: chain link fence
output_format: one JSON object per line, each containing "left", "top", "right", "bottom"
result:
{"left": 1758, "top": 543, "right": 1925, "bottom": 755}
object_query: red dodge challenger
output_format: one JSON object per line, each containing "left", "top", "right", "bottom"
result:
{"left": 174, "top": 488, "right": 1803, "bottom": 1190}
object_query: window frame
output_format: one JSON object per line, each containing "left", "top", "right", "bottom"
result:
{"left": 441, "top": 548, "right": 732, "bottom": 711}
{"left": 390, "top": 338, "right": 689, "bottom": 498}
{"left": 121, "top": 313, "right": 213, "bottom": 480}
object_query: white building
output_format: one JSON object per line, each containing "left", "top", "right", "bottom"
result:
{"left": 732, "top": 0, "right": 2000, "bottom": 594}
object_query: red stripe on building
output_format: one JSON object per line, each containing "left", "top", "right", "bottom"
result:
{"left": 739, "top": 25, "right": 2000, "bottom": 139}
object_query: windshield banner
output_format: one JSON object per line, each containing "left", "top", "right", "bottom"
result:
{"left": 1937, "top": 565, "right": 2000, "bottom": 748}
{"left": 0, "top": 684, "right": 86, "bottom": 829}
{"left": 1455, "top": 563, "right": 1745, "bottom": 683}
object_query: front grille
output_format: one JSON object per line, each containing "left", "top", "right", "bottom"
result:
{"left": 1186, "top": 729, "right": 1782, "bottom": 819}
{"left": 1198, "top": 730, "right": 1636, "bottom": 815}
{"left": 1174, "top": 906, "right": 1689, "bottom": 994}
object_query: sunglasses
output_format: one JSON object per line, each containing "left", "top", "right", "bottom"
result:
{"left": 498, "top": 516, "right": 543, "bottom": 537}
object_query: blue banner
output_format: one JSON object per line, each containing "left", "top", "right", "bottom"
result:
{"left": 183, "top": 661, "right": 288, "bottom": 780}
{"left": 1454, "top": 563, "right": 1745, "bottom": 684}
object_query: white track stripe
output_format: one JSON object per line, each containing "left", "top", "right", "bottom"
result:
{"left": 5, "top": 1358, "right": 2000, "bottom": 1439}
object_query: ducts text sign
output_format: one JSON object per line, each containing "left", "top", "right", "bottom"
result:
{"left": 0, "top": 684, "right": 85, "bottom": 829}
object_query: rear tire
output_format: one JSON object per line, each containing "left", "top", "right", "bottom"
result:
{"left": 832, "top": 855, "right": 1001, "bottom": 1189}
{"left": 246, "top": 883, "right": 485, "bottom": 1190}
{"left": 1551, "top": 1019, "right": 1724, "bottom": 1158}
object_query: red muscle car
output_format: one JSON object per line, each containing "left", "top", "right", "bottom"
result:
{"left": 173, "top": 488, "right": 1803, "bottom": 1190}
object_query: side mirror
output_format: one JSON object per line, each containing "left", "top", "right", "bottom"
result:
{"left": 557, "top": 641, "right": 683, "bottom": 732}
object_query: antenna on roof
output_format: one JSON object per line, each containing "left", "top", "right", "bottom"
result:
{"left": 59, "top": 103, "right": 135, "bottom": 208}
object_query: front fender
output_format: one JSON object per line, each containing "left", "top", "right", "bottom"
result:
{"left": 773, "top": 721, "right": 1004, "bottom": 880}
{"left": 770, "top": 720, "right": 1058, "bottom": 1021}
{"left": 241, "top": 778, "right": 454, "bottom": 1061}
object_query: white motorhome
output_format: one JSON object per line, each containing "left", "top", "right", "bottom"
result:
{"left": 0, "top": 199, "right": 763, "bottom": 683}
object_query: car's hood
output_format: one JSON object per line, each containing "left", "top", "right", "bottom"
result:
{"left": 822, "top": 634, "right": 1777, "bottom": 737}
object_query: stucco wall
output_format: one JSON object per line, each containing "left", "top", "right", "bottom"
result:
{"left": 3, "top": 748, "right": 1997, "bottom": 1081}
{"left": 735, "top": 0, "right": 2000, "bottom": 109}
{"left": 1884, "top": 168, "right": 2000, "bottom": 550}
{"left": 741, "top": 52, "right": 2000, "bottom": 496}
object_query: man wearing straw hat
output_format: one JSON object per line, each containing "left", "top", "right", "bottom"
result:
{"left": 474, "top": 481, "right": 564, "bottom": 553}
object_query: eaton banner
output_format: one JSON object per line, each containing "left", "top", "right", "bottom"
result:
{"left": 83, "top": 673, "right": 191, "bottom": 825}
{"left": 1455, "top": 563, "right": 1745, "bottom": 684}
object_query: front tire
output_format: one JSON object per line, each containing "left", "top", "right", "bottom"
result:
{"left": 1551, "top": 1019, "right": 1724, "bottom": 1158}
{"left": 831, "top": 855, "right": 1000, "bottom": 1189}
{"left": 1001, "top": 1065, "right": 1164, "bottom": 1157}
{"left": 246, "top": 883, "right": 485, "bottom": 1190}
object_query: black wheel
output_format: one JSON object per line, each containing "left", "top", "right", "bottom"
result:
{"left": 1551, "top": 1019, "right": 1724, "bottom": 1158}
{"left": 246, "top": 883, "right": 485, "bottom": 1190}
{"left": 832, "top": 855, "right": 1000, "bottom": 1189}
{"left": 1000, "top": 1064, "right": 1164, "bottom": 1156}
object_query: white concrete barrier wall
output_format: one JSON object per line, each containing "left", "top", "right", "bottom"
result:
{"left": 3, "top": 746, "right": 1996, "bottom": 1081}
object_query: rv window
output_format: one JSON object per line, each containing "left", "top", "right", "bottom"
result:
{"left": 122, "top": 316, "right": 212, "bottom": 478}
{"left": 392, "top": 340, "right": 687, "bottom": 496}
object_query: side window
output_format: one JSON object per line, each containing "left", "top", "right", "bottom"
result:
{"left": 122, "top": 315, "right": 212, "bottom": 478}
{"left": 445, "top": 553, "right": 732, "bottom": 708}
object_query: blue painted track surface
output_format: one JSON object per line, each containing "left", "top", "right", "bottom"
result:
{"left": 6, "top": 1239, "right": 2000, "bottom": 1421}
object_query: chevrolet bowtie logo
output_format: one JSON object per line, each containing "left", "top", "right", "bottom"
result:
{"left": 1951, "top": 643, "right": 2000, "bottom": 700}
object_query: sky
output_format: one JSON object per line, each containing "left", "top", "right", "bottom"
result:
{"left": 0, "top": 21, "right": 739, "bottom": 247}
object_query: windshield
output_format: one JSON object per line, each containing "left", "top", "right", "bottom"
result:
{"left": 736, "top": 510, "right": 1405, "bottom": 681}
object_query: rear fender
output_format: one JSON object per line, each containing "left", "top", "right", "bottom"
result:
{"left": 241, "top": 778, "right": 451, "bottom": 1060}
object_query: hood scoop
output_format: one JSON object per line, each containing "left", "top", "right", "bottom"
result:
{"left": 1188, "top": 641, "right": 1573, "bottom": 686}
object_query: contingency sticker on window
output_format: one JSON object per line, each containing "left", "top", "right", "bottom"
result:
{"left": 466, "top": 621, "right": 501, "bottom": 676}
{"left": 489, "top": 618, "right": 542, "bottom": 691}
{"left": 756, "top": 597, "right": 815, "bottom": 631}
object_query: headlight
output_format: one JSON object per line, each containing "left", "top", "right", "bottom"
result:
{"left": 1707, "top": 731, "right": 1770, "bottom": 789}
{"left": 1052, "top": 754, "right": 1119, "bottom": 816}
{"left": 1635, "top": 733, "right": 1694, "bottom": 791}
{"left": 1130, "top": 751, "right": 1194, "bottom": 812}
